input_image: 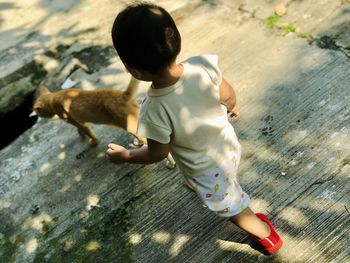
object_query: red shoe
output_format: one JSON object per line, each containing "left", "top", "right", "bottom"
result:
{"left": 252, "top": 213, "right": 283, "bottom": 255}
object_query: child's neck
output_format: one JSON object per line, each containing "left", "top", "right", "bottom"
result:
{"left": 151, "top": 63, "right": 183, "bottom": 89}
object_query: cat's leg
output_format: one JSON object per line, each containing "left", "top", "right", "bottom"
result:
{"left": 63, "top": 115, "right": 99, "bottom": 145}
{"left": 54, "top": 103, "right": 99, "bottom": 145}
{"left": 77, "top": 128, "right": 86, "bottom": 139}
{"left": 165, "top": 153, "right": 176, "bottom": 169}
{"left": 75, "top": 124, "right": 99, "bottom": 145}
{"left": 126, "top": 113, "right": 146, "bottom": 147}
{"left": 130, "top": 137, "right": 144, "bottom": 148}
{"left": 125, "top": 111, "right": 174, "bottom": 167}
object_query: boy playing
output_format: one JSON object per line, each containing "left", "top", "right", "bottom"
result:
{"left": 106, "top": 2, "right": 283, "bottom": 255}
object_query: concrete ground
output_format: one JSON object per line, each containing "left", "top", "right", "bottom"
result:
{"left": 0, "top": 0, "right": 350, "bottom": 262}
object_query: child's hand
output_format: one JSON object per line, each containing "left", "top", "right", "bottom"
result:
{"left": 228, "top": 105, "right": 240, "bottom": 119}
{"left": 106, "top": 143, "right": 129, "bottom": 164}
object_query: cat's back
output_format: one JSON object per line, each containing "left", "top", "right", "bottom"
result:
{"left": 57, "top": 88, "right": 131, "bottom": 122}
{"left": 60, "top": 88, "right": 122, "bottom": 97}
{"left": 57, "top": 88, "right": 125, "bottom": 104}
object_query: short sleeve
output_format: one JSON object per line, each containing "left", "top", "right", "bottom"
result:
{"left": 137, "top": 120, "right": 171, "bottom": 144}
{"left": 186, "top": 55, "right": 222, "bottom": 86}
{"left": 136, "top": 99, "right": 172, "bottom": 144}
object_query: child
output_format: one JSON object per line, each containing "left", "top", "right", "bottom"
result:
{"left": 106, "top": 2, "right": 283, "bottom": 255}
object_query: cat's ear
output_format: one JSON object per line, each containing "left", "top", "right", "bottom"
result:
{"left": 37, "top": 84, "right": 50, "bottom": 95}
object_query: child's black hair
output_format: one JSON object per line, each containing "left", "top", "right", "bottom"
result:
{"left": 111, "top": 3, "right": 181, "bottom": 73}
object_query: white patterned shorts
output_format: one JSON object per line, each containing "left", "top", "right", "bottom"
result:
{"left": 184, "top": 154, "right": 250, "bottom": 218}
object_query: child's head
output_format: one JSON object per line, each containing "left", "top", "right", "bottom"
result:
{"left": 111, "top": 3, "right": 181, "bottom": 77}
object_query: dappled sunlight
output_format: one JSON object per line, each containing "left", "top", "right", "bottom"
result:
{"left": 242, "top": 140, "right": 287, "bottom": 162}
{"left": 59, "top": 184, "right": 71, "bottom": 193}
{"left": 280, "top": 207, "right": 310, "bottom": 228}
{"left": 63, "top": 238, "right": 75, "bottom": 252}
{"left": 6, "top": 47, "right": 17, "bottom": 54}
{"left": 25, "top": 238, "right": 38, "bottom": 254}
{"left": 97, "top": 63, "right": 127, "bottom": 89}
{"left": 215, "top": 239, "right": 253, "bottom": 254}
{"left": 39, "top": 162, "right": 51, "bottom": 173}
{"left": 57, "top": 151, "right": 66, "bottom": 160}
{"left": 0, "top": 199, "right": 11, "bottom": 210}
{"left": 80, "top": 210, "right": 89, "bottom": 220}
{"left": 169, "top": 234, "right": 190, "bottom": 257}
{"left": 80, "top": 194, "right": 101, "bottom": 220}
{"left": 278, "top": 233, "right": 327, "bottom": 262}
{"left": 129, "top": 233, "right": 142, "bottom": 245}
{"left": 85, "top": 194, "right": 100, "bottom": 211}
{"left": 305, "top": 162, "right": 317, "bottom": 171}
{"left": 97, "top": 151, "right": 105, "bottom": 159}
{"left": 22, "top": 212, "right": 53, "bottom": 232}
{"left": 283, "top": 127, "right": 350, "bottom": 171}
{"left": 249, "top": 198, "right": 270, "bottom": 213}
{"left": 179, "top": 107, "right": 195, "bottom": 134}
{"left": 38, "top": 54, "right": 60, "bottom": 72}
{"left": 306, "top": 191, "right": 349, "bottom": 214}
{"left": 66, "top": 90, "right": 80, "bottom": 98}
{"left": 29, "top": 133, "right": 38, "bottom": 143}
{"left": 152, "top": 230, "right": 171, "bottom": 244}
{"left": 74, "top": 174, "right": 82, "bottom": 182}
{"left": 131, "top": 228, "right": 192, "bottom": 258}
{"left": 63, "top": 95, "right": 75, "bottom": 111}
{"left": 284, "top": 129, "right": 309, "bottom": 145}
{"left": 328, "top": 130, "right": 350, "bottom": 152}
{"left": 79, "top": 193, "right": 103, "bottom": 221}
{"left": 21, "top": 41, "right": 43, "bottom": 49}
{"left": 85, "top": 240, "right": 101, "bottom": 252}
{"left": 80, "top": 79, "right": 98, "bottom": 90}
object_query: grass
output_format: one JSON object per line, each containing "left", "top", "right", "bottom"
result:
{"left": 264, "top": 14, "right": 302, "bottom": 38}
{"left": 280, "top": 22, "right": 296, "bottom": 36}
{"left": 264, "top": 14, "right": 280, "bottom": 28}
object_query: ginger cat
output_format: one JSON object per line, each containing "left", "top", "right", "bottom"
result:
{"left": 33, "top": 76, "right": 144, "bottom": 146}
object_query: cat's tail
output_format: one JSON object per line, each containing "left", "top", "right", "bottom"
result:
{"left": 123, "top": 76, "right": 140, "bottom": 100}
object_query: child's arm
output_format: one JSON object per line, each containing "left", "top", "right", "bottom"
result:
{"left": 106, "top": 138, "right": 170, "bottom": 164}
{"left": 219, "top": 78, "right": 240, "bottom": 118}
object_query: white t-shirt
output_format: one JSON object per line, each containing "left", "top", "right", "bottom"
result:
{"left": 137, "top": 55, "right": 240, "bottom": 177}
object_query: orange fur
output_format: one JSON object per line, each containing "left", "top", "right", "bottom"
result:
{"left": 33, "top": 77, "right": 144, "bottom": 145}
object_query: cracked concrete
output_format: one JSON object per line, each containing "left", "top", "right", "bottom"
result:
{"left": 1, "top": 0, "right": 350, "bottom": 262}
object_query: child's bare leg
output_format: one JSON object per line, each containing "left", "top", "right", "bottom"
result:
{"left": 229, "top": 207, "right": 270, "bottom": 240}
